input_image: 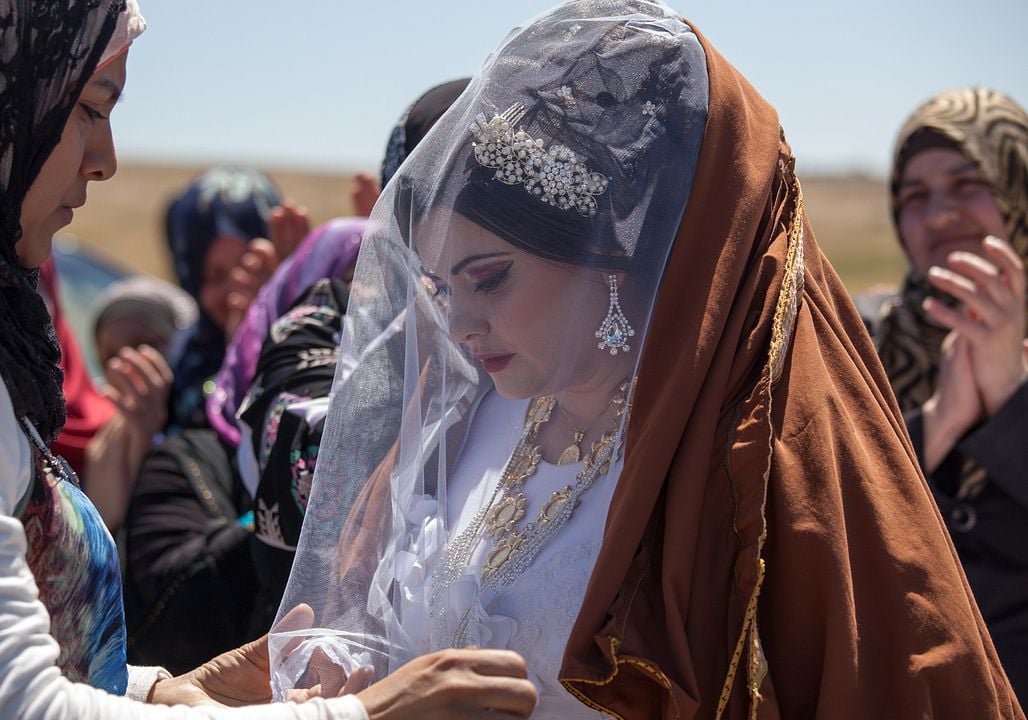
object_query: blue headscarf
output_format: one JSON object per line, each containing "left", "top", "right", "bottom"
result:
{"left": 164, "top": 166, "right": 281, "bottom": 431}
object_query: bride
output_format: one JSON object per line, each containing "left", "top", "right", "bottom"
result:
{"left": 271, "top": 1, "right": 1020, "bottom": 717}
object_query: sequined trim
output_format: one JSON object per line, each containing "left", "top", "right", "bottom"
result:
{"left": 768, "top": 169, "right": 805, "bottom": 385}
{"left": 715, "top": 159, "right": 805, "bottom": 719}
{"left": 560, "top": 636, "right": 678, "bottom": 720}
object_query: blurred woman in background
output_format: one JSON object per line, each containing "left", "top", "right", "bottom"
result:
{"left": 870, "top": 87, "right": 1028, "bottom": 701}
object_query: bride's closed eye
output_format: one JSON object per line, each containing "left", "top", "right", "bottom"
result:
{"left": 467, "top": 260, "right": 514, "bottom": 295}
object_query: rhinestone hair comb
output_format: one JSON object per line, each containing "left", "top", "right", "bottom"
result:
{"left": 470, "top": 103, "right": 609, "bottom": 216}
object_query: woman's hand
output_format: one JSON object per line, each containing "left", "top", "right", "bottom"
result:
{"left": 925, "top": 235, "right": 1028, "bottom": 416}
{"left": 354, "top": 648, "right": 536, "bottom": 720}
{"left": 149, "top": 605, "right": 319, "bottom": 707}
{"left": 269, "top": 200, "right": 310, "bottom": 261}
{"left": 222, "top": 201, "right": 310, "bottom": 338}
{"left": 922, "top": 332, "right": 984, "bottom": 473}
{"left": 85, "top": 345, "right": 174, "bottom": 530}
{"left": 351, "top": 172, "right": 381, "bottom": 218}
{"left": 104, "top": 345, "right": 172, "bottom": 441}
{"left": 150, "top": 633, "right": 275, "bottom": 707}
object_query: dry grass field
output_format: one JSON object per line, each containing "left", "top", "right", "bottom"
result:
{"left": 63, "top": 163, "right": 908, "bottom": 294}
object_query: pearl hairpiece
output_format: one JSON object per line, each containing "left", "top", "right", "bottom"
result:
{"left": 470, "top": 103, "right": 609, "bottom": 216}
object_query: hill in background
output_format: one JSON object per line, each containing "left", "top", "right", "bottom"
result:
{"left": 63, "top": 163, "right": 908, "bottom": 294}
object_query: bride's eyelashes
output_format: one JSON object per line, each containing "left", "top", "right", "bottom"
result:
{"left": 467, "top": 261, "right": 514, "bottom": 295}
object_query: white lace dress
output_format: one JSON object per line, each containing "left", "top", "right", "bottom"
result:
{"left": 439, "top": 390, "right": 621, "bottom": 719}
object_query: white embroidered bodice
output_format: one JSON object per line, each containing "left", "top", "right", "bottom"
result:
{"left": 437, "top": 390, "right": 620, "bottom": 718}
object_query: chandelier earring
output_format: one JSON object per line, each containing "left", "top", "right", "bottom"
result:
{"left": 595, "top": 274, "right": 634, "bottom": 355}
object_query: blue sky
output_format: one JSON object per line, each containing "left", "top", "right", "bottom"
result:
{"left": 113, "top": 0, "right": 1028, "bottom": 176}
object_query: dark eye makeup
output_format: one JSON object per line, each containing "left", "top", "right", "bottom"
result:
{"left": 472, "top": 261, "right": 513, "bottom": 294}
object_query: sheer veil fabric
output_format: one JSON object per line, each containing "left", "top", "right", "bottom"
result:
{"left": 273, "top": 1, "right": 1021, "bottom": 717}
{"left": 272, "top": 0, "right": 706, "bottom": 701}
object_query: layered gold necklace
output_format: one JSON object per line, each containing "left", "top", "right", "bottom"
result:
{"left": 431, "top": 379, "right": 632, "bottom": 646}
{"left": 479, "top": 379, "right": 631, "bottom": 580}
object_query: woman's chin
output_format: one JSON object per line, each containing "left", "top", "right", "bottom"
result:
{"left": 490, "top": 382, "right": 531, "bottom": 401}
{"left": 14, "top": 234, "right": 54, "bottom": 269}
{"left": 488, "top": 373, "right": 541, "bottom": 402}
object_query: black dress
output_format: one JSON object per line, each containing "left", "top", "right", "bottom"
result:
{"left": 860, "top": 290, "right": 1028, "bottom": 701}
{"left": 122, "top": 429, "right": 259, "bottom": 674}
{"left": 904, "top": 385, "right": 1028, "bottom": 700}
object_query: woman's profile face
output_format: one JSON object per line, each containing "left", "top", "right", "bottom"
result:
{"left": 896, "top": 147, "right": 1008, "bottom": 275}
{"left": 18, "top": 52, "right": 128, "bottom": 268}
{"left": 421, "top": 211, "right": 616, "bottom": 400}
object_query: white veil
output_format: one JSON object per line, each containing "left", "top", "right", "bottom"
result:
{"left": 270, "top": 0, "right": 709, "bottom": 697}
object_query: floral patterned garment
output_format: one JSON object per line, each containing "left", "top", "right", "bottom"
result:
{"left": 20, "top": 435, "right": 128, "bottom": 694}
{"left": 238, "top": 278, "right": 346, "bottom": 551}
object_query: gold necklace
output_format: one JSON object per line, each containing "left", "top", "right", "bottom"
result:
{"left": 555, "top": 395, "right": 617, "bottom": 465}
{"left": 482, "top": 396, "right": 554, "bottom": 540}
{"left": 480, "top": 380, "right": 631, "bottom": 579}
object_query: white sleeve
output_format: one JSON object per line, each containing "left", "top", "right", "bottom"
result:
{"left": 0, "top": 384, "right": 368, "bottom": 720}
{"left": 126, "top": 666, "right": 173, "bottom": 702}
{"left": 0, "top": 381, "right": 32, "bottom": 517}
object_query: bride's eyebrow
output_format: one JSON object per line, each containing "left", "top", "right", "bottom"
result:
{"left": 450, "top": 252, "right": 512, "bottom": 275}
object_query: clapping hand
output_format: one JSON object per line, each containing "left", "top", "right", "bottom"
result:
{"left": 351, "top": 172, "right": 381, "bottom": 218}
{"left": 104, "top": 344, "right": 173, "bottom": 442}
{"left": 224, "top": 200, "right": 311, "bottom": 337}
{"left": 924, "top": 236, "right": 1028, "bottom": 414}
{"left": 921, "top": 236, "right": 1028, "bottom": 471}
{"left": 268, "top": 200, "right": 311, "bottom": 261}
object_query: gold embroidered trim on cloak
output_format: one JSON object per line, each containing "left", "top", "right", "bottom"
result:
{"left": 560, "top": 636, "right": 679, "bottom": 720}
{"left": 560, "top": 161, "right": 806, "bottom": 720}
{"left": 768, "top": 171, "right": 806, "bottom": 384}
{"left": 715, "top": 162, "right": 806, "bottom": 719}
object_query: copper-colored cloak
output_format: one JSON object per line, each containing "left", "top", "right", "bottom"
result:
{"left": 558, "top": 23, "right": 1023, "bottom": 720}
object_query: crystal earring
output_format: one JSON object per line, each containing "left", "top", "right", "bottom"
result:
{"left": 595, "top": 274, "right": 635, "bottom": 355}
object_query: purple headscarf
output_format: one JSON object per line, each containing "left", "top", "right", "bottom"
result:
{"left": 207, "top": 216, "right": 365, "bottom": 446}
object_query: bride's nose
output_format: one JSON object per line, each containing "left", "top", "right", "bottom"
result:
{"left": 447, "top": 297, "right": 489, "bottom": 344}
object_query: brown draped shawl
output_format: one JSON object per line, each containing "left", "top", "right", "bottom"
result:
{"left": 558, "top": 23, "right": 1022, "bottom": 720}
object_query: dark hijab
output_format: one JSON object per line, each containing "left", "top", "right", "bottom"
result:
{"left": 164, "top": 166, "right": 281, "bottom": 430}
{"left": 380, "top": 78, "right": 471, "bottom": 189}
{"left": 0, "top": 0, "right": 125, "bottom": 444}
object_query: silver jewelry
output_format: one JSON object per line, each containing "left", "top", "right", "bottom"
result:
{"left": 20, "top": 417, "right": 78, "bottom": 487}
{"left": 595, "top": 274, "right": 635, "bottom": 355}
{"left": 470, "top": 104, "right": 609, "bottom": 216}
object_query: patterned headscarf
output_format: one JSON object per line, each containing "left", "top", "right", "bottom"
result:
{"left": 878, "top": 87, "right": 1028, "bottom": 498}
{"left": 0, "top": 0, "right": 131, "bottom": 444}
{"left": 165, "top": 166, "right": 282, "bottom": 300}
{"left": 207, "top": 217, "right": 364, "bottom": 447}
